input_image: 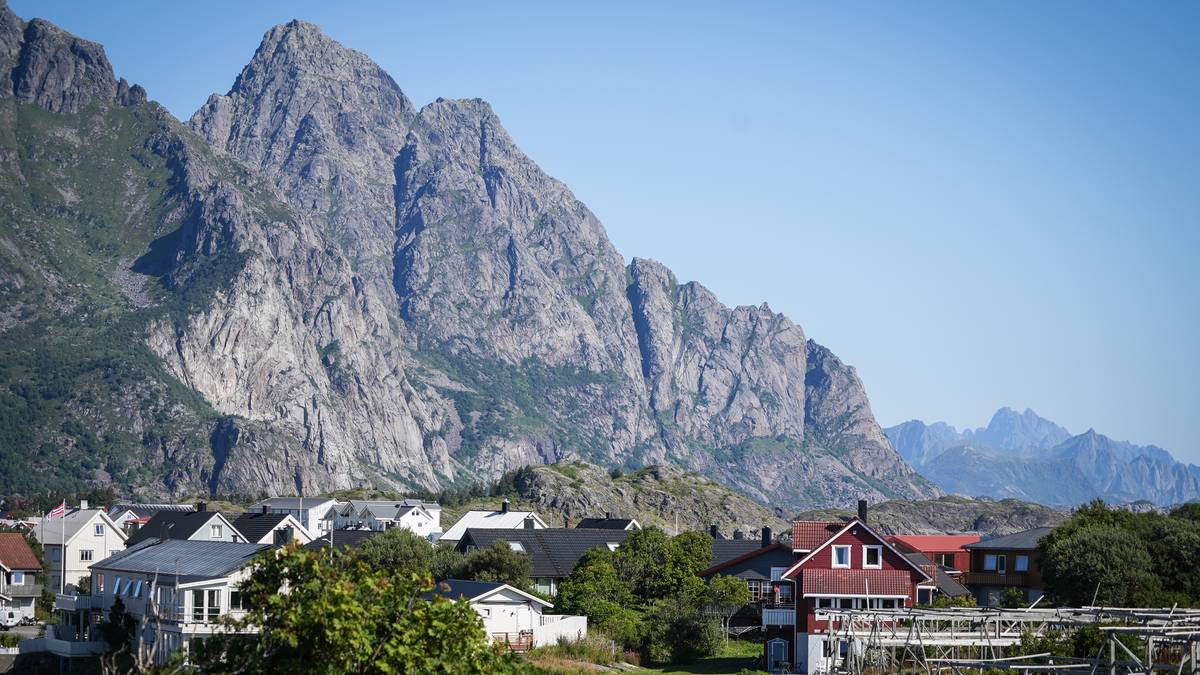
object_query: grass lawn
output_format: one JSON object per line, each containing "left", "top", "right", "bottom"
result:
{"left": 635, "top": 639, "right": 762, "bottom": 674}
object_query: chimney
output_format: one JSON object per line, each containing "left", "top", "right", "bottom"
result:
{"left": 733, "top": 529, "right": 744, "bottom": 540}
{"left": 709, "top": 524, "right": 719, "bottom": 538}
{"left": 197, "top": 502, "right": 207, "bottom": 512}
{"left": 762, "top": 526, "right": 773, "bottom": 548}
{"left": 857, "top": 499, "right": 868, "bottom": 523}
{"left": 523, "top": 516, "right": 535, "bottom": 529}
{"left": 564, "top": 516, "right": 572, "bottom": 528}
{"left": 262, "top": 505, "right": 270, "bottom": 514}
{"left": 605, "top": 511, "right": 613, "bottom": 520}
{"left": 80, "top": 499, "right": 88, "bottom": 510}
{"left": 501, "top": 498, "right": 510, "bottom": 514}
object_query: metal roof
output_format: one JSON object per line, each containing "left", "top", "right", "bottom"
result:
{"left": 125, "top": 511, "right": 236, "bottom": 546}
{"left": 231, "top": 512, "right": 292, "bottom": 544}
{"left": 964, "top": 527, "right": 1053, "bottom": 551}
{"left": 422, "top": 579, "right": 504, "bottom": 601}
{"left": 440, "top": 510, "right": 546, "bottom": 542}
{"left": 304, "top": 529, "right": 381, "bottom": 552}
{"left": 711, "top": 540, "right": 763, "bottom": 567}
{"left": 108, "top": 504, "right": 195, "bottom": 519}
{"left": 250, "top": 497, "right": 339, "bottom": 511}
{"left": 91, "top": 540, "right": 268, "bottom": 580}
{"left": 575, "top": 517, "right": 637, "bottom": 530}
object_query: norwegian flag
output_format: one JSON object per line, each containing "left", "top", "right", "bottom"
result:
{"left": 47, "top": 501, "right": 66, "bottom": 519}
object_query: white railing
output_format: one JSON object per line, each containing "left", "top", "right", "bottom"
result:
{"left": 763, "top": 607, "right": 795, "bottom": 627}
{"left": 55, "top": 594, "right": 96, "bottom": 612}
{"left": 531, "top": 614, "right": 587, "bottom": 646}
{"left": 22, "top": 636, "right": 108, "bottom": 657}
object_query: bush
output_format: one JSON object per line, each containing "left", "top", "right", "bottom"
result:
{"left": 0, "top": 633, "right": 21, "bottom": 648}
{"left": 641, "top": 593, "right": 723, "bottom": 664}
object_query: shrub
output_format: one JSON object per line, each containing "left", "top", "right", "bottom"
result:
{"left": 0, "top": 633, "right": 21, "bottom": 648}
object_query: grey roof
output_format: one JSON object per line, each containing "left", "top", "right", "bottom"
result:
{"left": 91, "top": 539, "right": 268, "bottom": 582}
{"left": 231, "top": 512, "right": 292, "bottom": 544}
{"left": 250, "top": 497, "right": 339, "bottom": 511}
{"left": 108, "top": 504, "right": 195, "bottom": 519}
{"left": 964, "top": 527, "right": 1053, "bottom": 551}
{"left": 711, "top": 540, "right": 763, "bottom": 567}
{"left": 422, "top": 579, "right": 504, "bottom": 602}
{"left": 125, "top": 511, "right": 232, "bottom": 546}
{"left": 305, "top": 529, "right": 382, "bottom": 552}
{"left": 575, "top": 517, "right": 637, "bottom": 530}
{"left": 457, "top": 528, "right": 630, "bottom": 578}
{"left": 32, "top": 509, "right": 111, "bottom": 544}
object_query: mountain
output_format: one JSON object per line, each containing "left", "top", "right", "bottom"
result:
{"left": 886, "top": 408, "right": 1200, "bottom": 506}
{"left": 794, "top": 495, "right": 1068, "bottom": 536}
{"left": 0, "top": 7, "right": 936, "bottom": 509}
{"left": 441, "top": 461, "right": 793, "bottom": 538}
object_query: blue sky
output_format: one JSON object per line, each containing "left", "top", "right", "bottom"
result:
{"left": 13, "top": 1, "right": 1199, "bottom": 462}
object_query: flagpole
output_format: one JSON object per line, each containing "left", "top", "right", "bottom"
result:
{"left": 59, "top": 503, "right": 65, "bottom": 595}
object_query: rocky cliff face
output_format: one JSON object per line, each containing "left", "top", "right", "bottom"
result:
{"left": 0, "top": 6, "right": 936, "bottom": 509}
{"left": 887, "top": 409, "right": 1200, "bottom": 506}
{"left": 795, "top": 495, "right": 1068, "bottom": 536}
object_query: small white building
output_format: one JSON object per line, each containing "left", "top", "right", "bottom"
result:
{"left": 427, "top": 579, "right": 586, "bottom": 650}
{"left": 53, "top": 539, "right": 268, "bottom": 665}
{"left": 439, "top": 500, "right": 548, "bottom": 546}
{"left": 249, "top": 497, "right": 340, "bottom": 536}
{"left": 326, "top": 499, "right": 442, "bottom": 540}
{"left": 33, "top": 505, "right": 127, "bottom": 593}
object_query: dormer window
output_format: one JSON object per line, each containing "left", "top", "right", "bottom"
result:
{"left": 832, "top": 545, "right": 851, "bottom": 568}
{"left": 863, "top": 545, "right": 882, "bottom": 569}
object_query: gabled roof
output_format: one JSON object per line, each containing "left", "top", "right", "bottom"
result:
{"left": 424, "top": 578, "right": 552, "bottom": 608}
{"left": 231, "top": 512, "right": 298, "bottom": 544}
{"left": 91, "top": 539, "right": 268, "bottom": 582}
{"left": 964, "top": 527, "right": 1053, "bottom": 551}
{"left": 781, "top": 519, "right": 933, "bottom": 582}
{"left": 711, "top": 540, "right": 766, "bottom": 568}
{"left": 441, "top": 510, "right": 548, "bottom": 542}
{"left": 802, "top": 569, "right": 914, "bottom": 597}
{"left": 792, "top": 521, "right": 844, "bottom": 551}
{"left": 457, "top": 528, "right": 630, "bottom": 578}
{"left": 575, "top": 517, "right": 640, "bottom": 531}
{"left": 108, "top": 504, "right": 195, "bottom": 519}
{"left": 250, "top": 497, "right": 339, "bottom": 511}
{"left": 304, "top": 529, "right": 381, "bottom": 552}
{"left": 33, "top": 509, "right": 125, "bottom": 546}
{"left": 699, "top": 542, "right": 790, "bottom": 578}
{"left": 125, "top": 511, "right": 240, "bottom": 547}
{"left": 0, "top": 533, "right": 41, "bottom": 570}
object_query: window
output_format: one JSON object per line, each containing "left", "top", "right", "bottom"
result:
{"left": 832, "top": 545, "right": 851, "bottom": 568}
{"left": 211, "top": 524, "right": 223, "bottom": 539}
{"left": 94, "top": 523, "right": 104, "bottom": 536}
{"left": 95, "top": 573, "right": 104, "bottom": 594}
{"left": 191, "top": 589, "right": 221, "bottom": 622}
{"left": 113, "top": 576, "right": 122, "bottom": 596}
{"left": 50, "top": 548, "right": 61, "bottom": 562}
{"left": 935, "top": 552, "right": 956, "bottom": 568}
{"left": 837, "top": 597, "right": 855, "bottom": 609}
{"left": 506, "top": 541, "right": 525, "bottom": 553}
{"left": 983, "top": 554, "right": 998, "bottom": 571}
{"left": 229, "top": 589, "right": 247, "bottom": 612}
{"left": 997, "top": 555, "right": 1007, "bottom": 575}
{"left": 777, "top": 584, "right": 794, "bottom": 604}
{"left": 769, "top": 567, "right": 787, "bottom": 582}
{"left": 1014, "top": 555, "right": 1029, "bottom": 572}
{"left": 863, "top": 545, "right": 882, "bottom": 569}
{"left": 80, "top": 549, "right": 94, "bottom": 562}
{"left": 816, "top": 597, "right": 834, "bottom": 609}
{"left": 918, "top": 587, "right": 934, "bottom": 605}
{"left": 131, "top": 579, "right": 143, "bottom": 598}
{"left": 11, "top": 572, "right": 22, "bottom": 585}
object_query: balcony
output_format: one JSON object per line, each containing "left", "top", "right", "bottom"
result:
{"left": 963, "top": 571, "right": 1029, "bottom": 587}
{"left": 55, "top": 594, "right": 97, "bottom": 612}
{"left": 763, "top": 607, "right": 795, "bottom": 627}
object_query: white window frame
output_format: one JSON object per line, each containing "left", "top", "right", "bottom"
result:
{"left": 94, "top": 523, "right": 104, "bottom": 536}
{"left": 832, "top": 545, "right": 852, "bottom": 568}
{"left": 79, "top": 549, "right": 94, "bottom": 562}
{"left": 863, "top": 545, "right": 883, "bottom": 569}
{"left": 1014, "top": 555, "right": 1029, "bottom": 572}
{"left": 211, "top": 524, "right": 223, "bottom": 539}
{"left": 11, "top": 571, "right": 22, "bottom": 585}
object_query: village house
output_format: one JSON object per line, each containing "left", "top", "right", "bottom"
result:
{"left": 33, "top": 504, "right": 126, "bottom": 593}
{"left": 438, "top": 500, "right": 548, "bottom": 546}
{"left": 886, "top": 534, "right": 980, "bottom": 574}
{"left": 53, "top": 539, "right": 268, "bottom": 665}
{"left": 425, "top": 579, "right": 586, "bottom": 651}
{"left": 106, "top": 504, "right": 195, "bottom": 535}
{"left": 124, "top": 506, "right": 245, "bottom": 547}
{"left": 356, "top": 500, "right": 442, "bottom": 539}
{"left": 573, "top": 513, "right": 641, "bottom": 531}
{"left": 231, "top": 509, "right": 314, "bottom": 546}
{"left": 0, "top": 533, "right": 42, "bottom": 622}
{"left": 455, "top": 527, "right": 631, "bottom": 596}
{"left": 699, "top": 527, "right": 796, "bottom": 627}
{"left": 963, "top": 526, "right": 1052, "bottom": 606}
{"left": 249, "top": 497, "right": 340, "bottom": 536}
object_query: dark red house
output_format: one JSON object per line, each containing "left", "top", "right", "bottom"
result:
{"left": 762, "top": 515, "right": 935, "bottom": 673}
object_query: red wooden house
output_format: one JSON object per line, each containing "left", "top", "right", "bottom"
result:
{"left": 885, "top": 534, "right": 980, "bottom": 574}
{"left": 763, "top": 513, "right": 935, "bottom": 673}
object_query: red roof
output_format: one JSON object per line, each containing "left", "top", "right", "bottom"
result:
{"left": 792, "top": 521, "right": 843, "bottom": 551}
{"left": 0, "top": 533, "right": 41, "bottom": 570}
{"left": 800, "top": 569, "right": 913, "bottom": 597}
{"left": 886, "top": 535, "right": 981, "bottom": 551}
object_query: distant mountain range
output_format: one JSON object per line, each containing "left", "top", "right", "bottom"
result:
{"left": 886, "top": 408, "right": 1199, "bottom": 507}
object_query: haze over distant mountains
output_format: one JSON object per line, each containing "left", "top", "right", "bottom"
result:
{"left": 886, "top": 407, "right": 1199, "bottom": 507}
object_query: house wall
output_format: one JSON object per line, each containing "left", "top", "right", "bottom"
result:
{"left": 2, "top": 569, "right": 41, "bottom": 620}
{"left": 186, "top": 516, "right": 241, "bottom": 543}
{"left": 969, "top": 549, "right": 1045, "bottom": 588}
{"left": 472, "top": 590, "right": 544, "bottom": 637}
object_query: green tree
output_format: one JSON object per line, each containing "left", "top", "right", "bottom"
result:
{"left": 98, "top": 597, "right": 135, "bottom": 650}
{"left": 615, "top": 528, "right": 710, "bottom": 602}
{"left": 460, "top": 541, "right": 532, "bottom": 589}
{"left": 191, "top": 545, "right": 526, "bottom": 674}
{"left": 705, "top": 575, "right": 752, "bottom": 642}
{"left": 557, "top": 549, "right": 641, "bottom": 647}
{"left": 1041, "top": 525, "right": 1159, "bottom": 606}
{"left": 641, "top": 592, "right": 723, "bottom": 664}
{"left": 352, "top": 527, "right": 435, "bottom": 574}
